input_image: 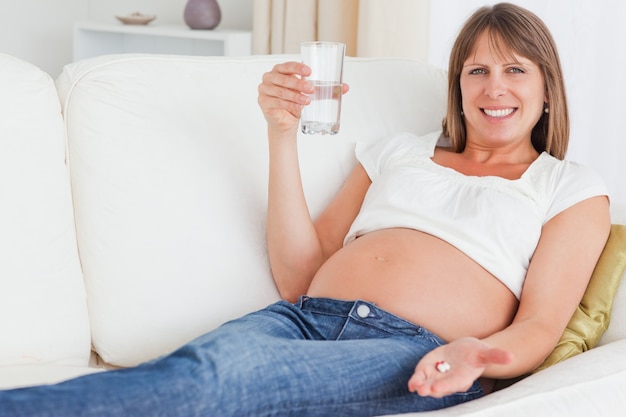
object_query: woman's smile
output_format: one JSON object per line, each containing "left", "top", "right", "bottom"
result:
{"left": 482, "top": 107, "right": 516, "bottom": 118}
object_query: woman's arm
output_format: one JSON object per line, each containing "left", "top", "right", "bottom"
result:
{"left": 409, "top": 195, "right": 611, "bottom": 397}
{"left": 258, "top": 62, "right": 361, "bottom": 301}
{"left": 481, "top": 195, "right": 611, "bottom": 377}
{"left": 268, "top": 161, "right": 370, "bottom": 302}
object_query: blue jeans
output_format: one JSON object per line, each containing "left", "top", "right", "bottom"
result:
{"left": 0, "top": 297, "right": 483, "bottom": 416}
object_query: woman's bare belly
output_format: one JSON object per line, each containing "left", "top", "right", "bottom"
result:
{"left": 307, "top": 228, "right": 518, "bottom": 342}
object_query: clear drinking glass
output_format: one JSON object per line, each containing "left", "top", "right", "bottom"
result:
{"left": 300, "top": 42, "right": 345, "bottom": 135}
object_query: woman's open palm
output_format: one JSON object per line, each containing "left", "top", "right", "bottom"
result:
{"left": 408, "top": 337, "right": 514, "bottom": 398}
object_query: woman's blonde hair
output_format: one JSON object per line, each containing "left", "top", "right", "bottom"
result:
{"left": 442, "top": 2, "right": 569, "bottom": 159}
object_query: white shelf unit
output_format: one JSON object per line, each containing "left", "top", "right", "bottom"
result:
{"left": 73, "top": 22, "right": 252, "bottom": 61}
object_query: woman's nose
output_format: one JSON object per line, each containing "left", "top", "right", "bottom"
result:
{"left": 484, "top": 74, "right": 506, "bottom": 98}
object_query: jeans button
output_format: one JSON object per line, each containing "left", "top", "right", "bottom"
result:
{"left": 356, "top": 304, "right": 371, "bottom": 318}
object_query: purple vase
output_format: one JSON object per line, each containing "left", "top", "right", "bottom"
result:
{"left": 184, "top": 0, "right": 222, "bottom": 30}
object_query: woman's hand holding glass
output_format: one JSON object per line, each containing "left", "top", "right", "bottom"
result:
{"left": 257, "top": 62, "right": 349, "bottom": 136}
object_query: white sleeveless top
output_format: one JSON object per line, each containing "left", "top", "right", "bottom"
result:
{"left": 344, "top": 131, "right": 609, "bottom": 299}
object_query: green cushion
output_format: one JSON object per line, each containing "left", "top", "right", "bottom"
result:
{"left": 535, "top": 224, "right": 626, "bottom": 373}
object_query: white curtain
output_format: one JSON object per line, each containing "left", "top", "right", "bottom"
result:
{"left": 428, "top": 0, "right": 626, "bottom": 205}
{"left": 252, "top": 0, "right": 430, "bottom": 60}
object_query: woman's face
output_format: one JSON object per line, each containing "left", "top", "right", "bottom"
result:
{"left": 460, "top": 31, "right": 546, "bottom": 151}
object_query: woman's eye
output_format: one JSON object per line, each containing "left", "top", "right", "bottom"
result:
{"left": 469, "top": 68, "right": 486, "bottom": 75}
{"left": 508, "top": 67, "right": 524, "bottom": 73}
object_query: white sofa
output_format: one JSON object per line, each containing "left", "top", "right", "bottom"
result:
{"left": 1, "top": 52, "right": 625, "bottom": 416}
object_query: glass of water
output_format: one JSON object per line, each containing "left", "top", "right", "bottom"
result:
{"left": 300, "top": 42, "right": 345, "bottom": 135}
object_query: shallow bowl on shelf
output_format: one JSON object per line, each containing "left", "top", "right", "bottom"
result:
{"left": 116, "top": 13, "right": 156, "bottom": 25}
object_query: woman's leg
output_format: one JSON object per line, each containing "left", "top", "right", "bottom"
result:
{"left": 0, "top": 298, "right": 482, "bottom": 417}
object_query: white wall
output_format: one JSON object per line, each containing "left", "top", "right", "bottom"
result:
{"left": 0, "top": 0, "right": 252, "bottom": 78}
{"left": 0, "top": 1, "right": 86, "bottom": 77}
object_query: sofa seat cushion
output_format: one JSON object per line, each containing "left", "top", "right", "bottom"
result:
{"left": 0, "top": 54, "right": 91, "bottom": 367}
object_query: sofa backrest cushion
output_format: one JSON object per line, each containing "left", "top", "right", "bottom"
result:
{"left": 56, "top": 54, "right": 447, "bottom": 366}
{"left": 0, "top": 54, "right": 91, "bottom": 366}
